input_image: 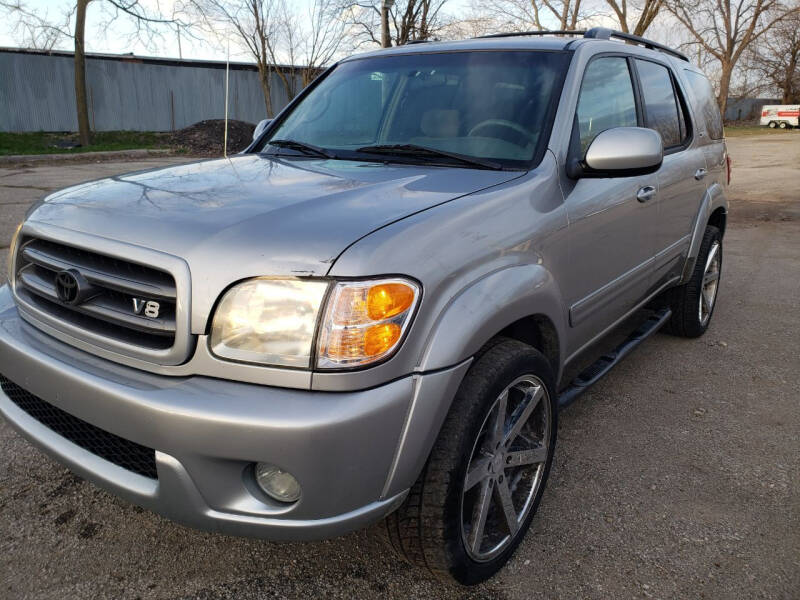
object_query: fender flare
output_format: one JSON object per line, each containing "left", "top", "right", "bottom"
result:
{"left": 417, "top": 263, "right": 567, "bottom": 378}
{"left": 681, "top": 182, "right": 728, "bottom": 284}
{"left": 381, "top": 264, "right": 567, "bottom": 498}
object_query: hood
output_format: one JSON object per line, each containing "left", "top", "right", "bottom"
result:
{"left": 27, "top": 155, "right": 521, "bottom": 330}
{"left": 31, "top": 155, "right": 520, "bottom": 275}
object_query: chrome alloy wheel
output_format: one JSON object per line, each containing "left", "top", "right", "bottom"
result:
{"left": 460, "top": 375, "right": 551, "bottom": 562}
{"left": 699, "top": 240, "right": 721, "bottom": 326}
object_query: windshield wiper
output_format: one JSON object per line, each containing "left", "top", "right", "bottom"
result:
{"left": 355, "top": 144, "right": 504, "bottom": 170}
{"left": 266, "top": 139, "right": 336, "bottom": 159}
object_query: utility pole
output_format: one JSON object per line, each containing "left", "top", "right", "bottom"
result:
{"left": 381, "top": 0, "right": 394, "bottom": 48}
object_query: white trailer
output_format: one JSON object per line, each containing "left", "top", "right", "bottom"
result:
{"left": 760, "top": 105, "right": 800, "bottom": 129}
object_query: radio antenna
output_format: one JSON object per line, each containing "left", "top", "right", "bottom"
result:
{"left": 224, "top": 39, "right": 230, "bottom": 158}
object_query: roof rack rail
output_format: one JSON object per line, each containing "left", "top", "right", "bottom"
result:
{"left": 583, "top": 27, "right": 689, "bottom": 62}
{"left": 477, "top": 30, "right": 585, "bottom": 39}
{"left": 474, "top": 27, "right": 689, "bottom": 62}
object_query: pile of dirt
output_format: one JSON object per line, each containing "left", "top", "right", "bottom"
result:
{"left": 169, "top": 119, "right": 256, "bottom": 156}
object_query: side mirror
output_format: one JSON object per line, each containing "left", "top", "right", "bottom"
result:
{"left": 253, "top": 119, "right": 272, "bottom": 141}
{"left": 569, "top": 127, "right": 663, "bottom": 178}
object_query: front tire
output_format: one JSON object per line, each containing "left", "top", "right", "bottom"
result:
{"left": 768, "top": 121, "right": 777, "bottom": 128}
{"left": 380, "top": 339, "right": 557, "bottom": 585}
{"left": 663, "top": 225, "right": 722, "bottom": 337}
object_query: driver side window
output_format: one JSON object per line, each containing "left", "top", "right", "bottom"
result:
{"left": 576, "top": 57, "right": 637, "bottom": 153}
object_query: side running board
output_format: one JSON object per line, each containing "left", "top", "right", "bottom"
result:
{"left": 558, "top": 308, "right": 672, "bottom": 410}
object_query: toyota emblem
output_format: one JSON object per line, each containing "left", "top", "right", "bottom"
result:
{"left": 55, "top": 269, "right": 83, "bottom": 305}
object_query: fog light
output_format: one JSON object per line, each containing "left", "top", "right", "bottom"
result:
{"left": 255, "top": 463, "right": 301, "bottom": 503}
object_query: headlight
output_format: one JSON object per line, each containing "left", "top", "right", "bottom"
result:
{"left": 210, "top": 278, "right": 328, "bottom": 367}
{"left": 7, "top": 222, "right": 22, "bottom": 284}
{"left": 209, "top": 276, "right": 420, "bottom": 369}
{"left": 316, "top": 278, "right": 419, "bottom": 368}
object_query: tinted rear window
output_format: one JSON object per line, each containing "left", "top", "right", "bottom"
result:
{"left": 684, "top": 70, "right": 724, "bottom": 139}
{"left": 636, "top": 59, "right": 684, "bottom": 147}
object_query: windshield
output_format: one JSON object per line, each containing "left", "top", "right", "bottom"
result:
{"left": 259, "top": 51, "right": 569, "bottom": 170}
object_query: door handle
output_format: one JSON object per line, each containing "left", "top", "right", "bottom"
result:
{"left": 636, "top": 185, "right": 657, "bottom": 203}
{"left": 694, "top": 168, "right": 708, "bottom": 180}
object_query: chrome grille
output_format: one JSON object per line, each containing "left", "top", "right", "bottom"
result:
{"left": 14, "top": 236, "right": 181, "bottom": 354}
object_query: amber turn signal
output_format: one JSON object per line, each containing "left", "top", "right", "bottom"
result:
{"left": 367, "top": 283, "right": 415, "bottom": 321}
{"left": 364, "top": 323, "right": 402, "bottom": 356}
{"left": 316, "top": 278, "right": 420, "bottom": 368}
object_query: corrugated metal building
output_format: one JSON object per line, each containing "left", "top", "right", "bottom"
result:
{"left": 0, "top": 48, "right": 302, "bottom": 132}
{"left": 724, "top": 97, "right": 782, "bottom": 122}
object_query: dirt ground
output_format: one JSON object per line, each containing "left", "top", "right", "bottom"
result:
{"left": 0, "top": 134, "right": 798, "bottom": 599}
{"left": 726, "top": 131, "right": 800, "bottom": 222}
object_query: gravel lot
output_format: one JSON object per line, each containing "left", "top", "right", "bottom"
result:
{"left": 1, "top": 135, "right": 798, "bottom": 599}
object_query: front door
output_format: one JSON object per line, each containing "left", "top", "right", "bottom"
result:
{"left": 560, "top": 55, "right": 658, "bottom": 359}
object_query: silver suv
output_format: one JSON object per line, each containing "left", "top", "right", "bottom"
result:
{"left": 0, "top": 29, "right": 728, "bottom": 584}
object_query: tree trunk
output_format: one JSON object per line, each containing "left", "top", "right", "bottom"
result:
{"left": 274, "top": 66, "right": 295, "bottom": 102}
{"left": 74, "top": 0, "right": 91, "bottom": 147}
{"left": 783, "top": 53, "right": 798, "bottom": 103}
{"left": 258, "top": 65, "right": 274, "bottom": 117}
{"left": 381, "top": 2, "right": 391, "bottom": 47}
{"left": 717, "top": 60, "right": 733, "bottom": 119}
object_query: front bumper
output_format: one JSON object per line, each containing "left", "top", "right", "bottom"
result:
{"left": 0, "top": 286, "right": 468, "bottom": 540}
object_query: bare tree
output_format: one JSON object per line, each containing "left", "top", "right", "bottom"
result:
{"left": 2, "top": 0, "right": 187, "bottom": 146}
{"left": 665, "top": 0, "right": 800, "bottom": 115}
{"left": 341, "top": 0, "right": 450, "bottom": 47}
{"left": 280, "top": 0, "right": 346, "bottom": 92}
{"left": 439, "top": 12, "right": 503, "bottom": 38}
{"left": 477, "top": 0, "right": 590, "bottom": 32}
{"left": 189, "top": 0, "right": 283, "bottom": 116}
{"left": 749, "top": 10, "right": 800, "bottom": 102}
{"left": 1, "top": 0, "right": 72, "bottom": 50}
{"left": 603, "top": 0, "right": 663, "bottom": 35}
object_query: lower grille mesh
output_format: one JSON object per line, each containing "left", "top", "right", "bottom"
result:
{"left": 0, "top": 375, "right": 157, "bottom": 479}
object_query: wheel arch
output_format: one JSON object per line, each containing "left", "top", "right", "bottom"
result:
{"left": 382, "top": 265, "right": 567, "bottom": 499}
{"left": 496, "top": 314, "right": 561, "bottom": 379}
{"left": 417, "top": 264, "right": 567, "bottom": 383}
{"left": 708, "top": 205, "right": 727, "bottom": 237}
{"left": 681, "top": 182, "right": 728, "bottom": 284}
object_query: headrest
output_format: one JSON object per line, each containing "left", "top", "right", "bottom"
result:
{"left": 420, "top": 109, "right": 460, "bottom": 138}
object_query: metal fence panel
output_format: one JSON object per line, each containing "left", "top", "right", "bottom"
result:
{"left": 1, "top": 49, "right": 298, "bottom": 132}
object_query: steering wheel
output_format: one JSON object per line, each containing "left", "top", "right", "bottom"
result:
{"left": 467, "top": 119, "right": 533, "bottom": 147}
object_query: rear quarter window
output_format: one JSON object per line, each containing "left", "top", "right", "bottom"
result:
{"left": 635, "top": 59, "right": 684, "bottom": 148}
{"left": 684, "top": 70, "right": 724, "bottom": 140}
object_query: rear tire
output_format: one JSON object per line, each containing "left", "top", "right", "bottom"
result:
{"left": 380, "top": 338, "right": 557, "bottom": 585}
{"left": 768, "top": 121, "right": 777, "bottom": 128}
{"left": 662, "top": 225, "right": 722, "bottom": 338}
{"left": 778, "top": 121, "right": 788, "bottom": 129}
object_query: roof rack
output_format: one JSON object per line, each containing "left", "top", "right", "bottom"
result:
{"left": 478, "top": 30, "right": 585, "bottom": 39}
{"left": 583, "top": 27, "right": 689, "bottom": 62}
{"left": 475, "top": 27, "right": 689, "bottom": 62}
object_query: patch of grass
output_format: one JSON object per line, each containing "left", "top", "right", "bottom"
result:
{"left": 0, "top": 131, "right": 172, "bottom": 156}
{"left": 724, "top": 125, "right": 797, "bottom": 137}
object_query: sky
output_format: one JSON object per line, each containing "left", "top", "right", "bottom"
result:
{"left": 0, "top": 0, "right": 473, "bottom": 63}
{"left": 0, "top": 0, "right": 687, "bottom": 67}
{"left": 1, "top": 0, "right": 250, "bottom": 61}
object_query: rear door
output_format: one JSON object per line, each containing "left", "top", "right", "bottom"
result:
{"left": 683, "top": 70, "right": 727, "bottom": 187}
{"left": 632, "top": 58, "right": 707, "bottom": 289}
{"left": 561, "top": 55, "right": 658, "bottom": 354}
